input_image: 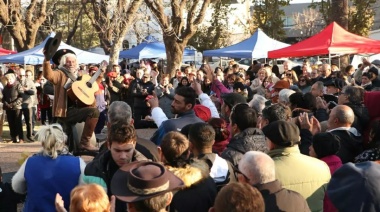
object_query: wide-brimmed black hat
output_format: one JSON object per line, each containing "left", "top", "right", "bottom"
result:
{"left": 52, "top": 49, "right": 76, "bottom": 65}
{"left": 111, "top": 161, "right": 184, "bottom": 203}
{"left": 43, "top": 32, "right": 62, "bottom": 62}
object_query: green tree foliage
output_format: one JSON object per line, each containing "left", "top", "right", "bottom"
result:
{"left": 188, "top": 0, "right": 233, "bottom": 52}
{"left": 310, "top": 0, "right": 376, "bottom": 36}
{"left": 250, "top": 0, "right": 290, "bottom": 41}
{"left": 39, "top": 0, "right": 100, "bottom": 50}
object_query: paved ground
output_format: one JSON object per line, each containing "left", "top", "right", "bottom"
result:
{"left": 0, "top": 124, "right": 156, "bottom": 183}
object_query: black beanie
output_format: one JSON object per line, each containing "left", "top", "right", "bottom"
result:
{"left": 312, "top": 132, "right": 341, "bottom": 159}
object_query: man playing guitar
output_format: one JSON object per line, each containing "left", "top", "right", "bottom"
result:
{"left": 42, "top": 49, "right": 99, "bottom": 151}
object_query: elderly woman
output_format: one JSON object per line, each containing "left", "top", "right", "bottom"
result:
{"left": 12, "top": 124, "right": 85, "bottom": 211}
{"left": 2, "top": 71, "right": 24, "bottom": 143}
{"left": 250, "top": 68, "right": 267, "bottom": 90}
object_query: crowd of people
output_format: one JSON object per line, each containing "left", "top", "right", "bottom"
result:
{"left": 1, "top": 51, "right": 380, "bottom": 212}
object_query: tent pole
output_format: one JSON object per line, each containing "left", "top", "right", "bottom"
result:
{"left": 328, "top": 54, "right": 331, "bottom": 64}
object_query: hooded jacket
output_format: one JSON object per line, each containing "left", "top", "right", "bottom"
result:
{"left": 84, "top": 149, "right": 147, "bottom": 212}
{"left": 168, "top": 160, "right": 217, "bottom": 212}
{"left": 221, "top": 128, "right": 267, "bottom": 166}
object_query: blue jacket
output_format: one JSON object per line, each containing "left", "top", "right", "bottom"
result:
{"left": 151, "top": 110, "right": 204, "bottom": 145}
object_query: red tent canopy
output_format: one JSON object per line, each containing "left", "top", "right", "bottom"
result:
{"left": 0, "top": 47, "right": 16, "bottom": 56}
{"left": 268, "top": 22, "right": 380, "bottom": 58}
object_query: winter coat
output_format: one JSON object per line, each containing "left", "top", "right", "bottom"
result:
{"left": 355, "top": 147, "right": 380, "bottom": 163}
{"left": 168, "top": 161, "right": 217, "bottom": 212}
{"left": 2, "top": 81, "right": 23, "bottom": 110}
{"left": 256, "top": 180, "right": 310, "bottom": 212}
{"left": 320, "top": 155, "right": 342, "bottom": 212}
{"left": 330, "top": 129, "right": 363, "bottom": 163}
{"left": 84, "top": 149, "right": 147, "bottom": 212}
{"left": 221, "top": 128, "right": 267, "bottom": 167}
{"left": 267, "top": 146, "right": 331, "bottom": 212}
{"left": 345, "top": 103, "right": 370, "bottom": 135}
{"left": 131, "top": 80, "right": 154, "bottom": 108}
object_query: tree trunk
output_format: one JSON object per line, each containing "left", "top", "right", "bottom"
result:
{"left": 108, "top": 32, "right": 125, "bottom": 69}
{"left": 331, "top": 0, "right": 348, "bottom": 29}
{"left": 331, "top": 0, "right": 348, "bottom": 67}
{"left": 164, "top": 35, "right": 184, "bottom": 77}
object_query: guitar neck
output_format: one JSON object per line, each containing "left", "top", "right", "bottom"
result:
{"left": 86, "top": 69, "right": 102, "bottom": 87}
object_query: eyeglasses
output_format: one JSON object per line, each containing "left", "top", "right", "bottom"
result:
{"left": 300, "top": 79, "right": 306, "bottom": 82}
{"left": 233, "top": 165, "right": 249, "bottom": 182}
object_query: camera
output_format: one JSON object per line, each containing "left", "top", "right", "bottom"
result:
{"left": 328, "top": 101, "right": 338, "bottom": 109}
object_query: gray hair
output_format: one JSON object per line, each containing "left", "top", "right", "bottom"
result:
{"left": 249, "top": 94, "right": 267, "bottom": 115}
{"left": 58, "top": 53, "right": 79, "bottom": 70}
{"left": 342, "top": 86, "right": 364, "bottom": 105}
{"left": 278, "top": 89, "right": 295, "bottom": 104}
{"left": 239, "top": 151, "right": 276, "bottom": 185}
{"left": 108, "top": 101, "right": 132, "bottom": 124}
{"left": 35, "top": 123, "right": 68, "bottom": 159}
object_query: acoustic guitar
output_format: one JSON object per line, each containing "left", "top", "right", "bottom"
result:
{"left": 67, "top": 69, "right": 102, "bottom": 106}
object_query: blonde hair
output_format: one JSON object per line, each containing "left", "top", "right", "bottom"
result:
{"left": 69, "top": 184, "right": 110, "bottom": 212}
{"left": 35, "top": 123, "right": 68, "bottom": 159}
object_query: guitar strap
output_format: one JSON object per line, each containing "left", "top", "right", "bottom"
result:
{"left": 59, "top": 67, "right": 77, "bottom": 90}
{"left": 58, "top": 67, "right": 77, "bottom": 82}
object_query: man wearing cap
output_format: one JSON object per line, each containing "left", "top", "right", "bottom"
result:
{"left": 263, "top": 120, "right": 331, "bottom": 212}
{"left": 111, "top": 161, "right": 184, "bottom": 212}
{"left": 42, "top": 49, "right": 99, "bottom": 151}
{"left": 367, "top": 66, "right": 380, "bottom": 88}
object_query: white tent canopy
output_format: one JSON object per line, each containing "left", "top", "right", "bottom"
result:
{"left": 0, "top": 33, "right": 109, "bottom": 64}
{"left": 203, "top": 29, "right": 290, "bottom": 59}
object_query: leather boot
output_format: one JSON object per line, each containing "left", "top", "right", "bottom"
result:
{"left": 80, "top": 117, "right": 99, "bottom": 151}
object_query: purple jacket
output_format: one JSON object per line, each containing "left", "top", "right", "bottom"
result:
{"left": 211, "top": 79, "right": 230, "bottom": 101}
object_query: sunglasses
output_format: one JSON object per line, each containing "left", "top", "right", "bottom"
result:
{"left": 286, "top": 73, "right": 292, "bottom": 77}
{"left": 300, "top": 79, "right": 306, "bottom": 82}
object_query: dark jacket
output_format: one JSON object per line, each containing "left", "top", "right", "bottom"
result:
{"left": 107, "top": 79, "right": 123, "bottom": 104}
{"left": 155, "top": 85, "right": 175, "bottom": 119}
{"left": 131, "top": 80, "right": 154, "bottom": 108}
{"left": 330, "top": 129, "right": 363, "bottom": 163}
{"left": 136, "top": 137, "right": 159, "bottom": 162}
{"left": 2, "top": 82, "right": 23, "bottom": 110}
{"left": 196, "top": 153, "right": 237, "bottom": 191}
{"left": 299, "top": 129, "right": 313, "bottom": 155}
{"left": 151, "top": 110, "right": 204, "bottom": 145}
{"left": 221, "top": 128, "right": 267, "bottom": 167}
{"left": 0, "top": 182, "right": 25, "bottom": 212}
{"left": 84, "top": 149, "right": 147, "bottom": 211}
{"left": 169, "top": 161, "right": 217, "bottom": 212}
{"left": 345, "top": 103, "right": 370, "bottom": 135}
{"left": 256, "top": 180, "right": 310, "bottom": 212}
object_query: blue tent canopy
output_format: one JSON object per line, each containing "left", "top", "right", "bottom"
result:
{"left": 203, "top": 29, "right": 289, "bottom": 58}
{"left": 0, "top": 32, "right": 109, "bottom": 64}
{"left": 119, "top": 35, "right": 195, "bottom": 59}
